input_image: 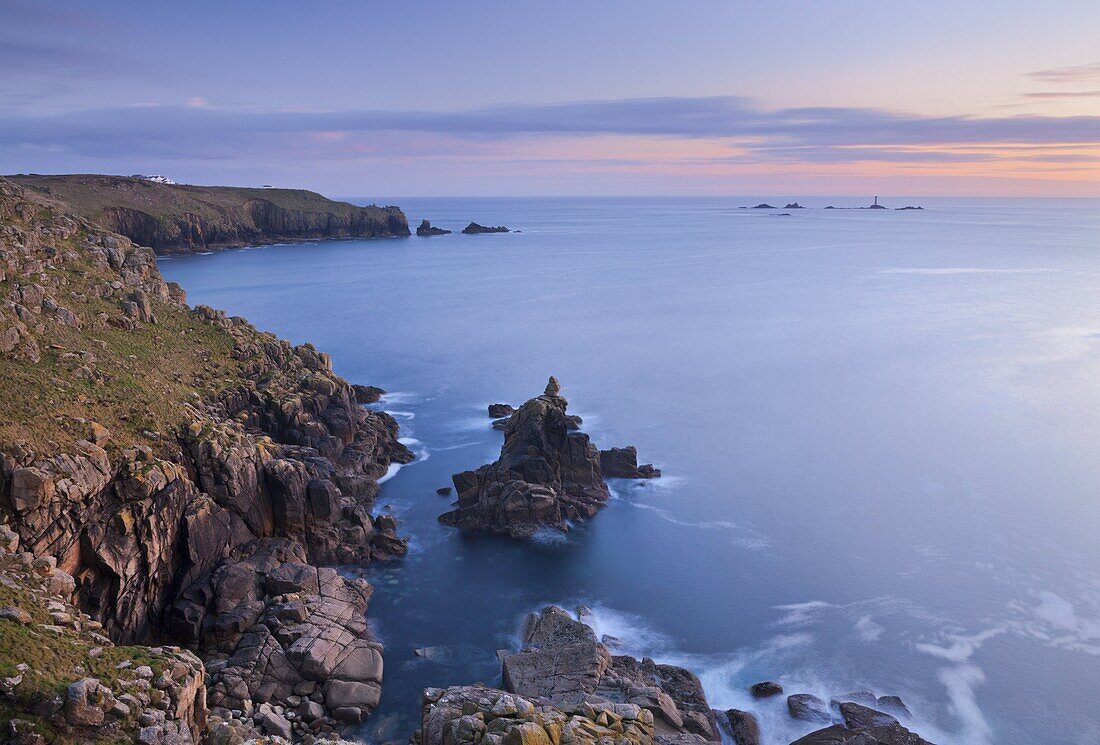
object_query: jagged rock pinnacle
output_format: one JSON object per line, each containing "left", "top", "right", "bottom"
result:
{"left": 545, "top": 376, "right": 561, "bottom": 397}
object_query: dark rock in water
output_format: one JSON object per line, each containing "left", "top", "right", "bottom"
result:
{"left": 600, "top": 446, "right": 661, "bottom": 479}
{"left": 501, "top": 606, "right": 721, "bottom": 741}
{"left": 436, "top": 487, "right": 453, "bottom": 496}
{"left": 775, "top": 213, "right": 792, "bottom": 216}
{"left": 876, "top": 695, "right": 911, "bottom": 718}
{"left": 785, "top": 202, "right": 806, "bottom": 209}
{"left": 751, "top": 203, "right": 776, "bottom": 209}
{"left": 417, "top": 219, "right": 451, "bottom": 236}
{"left": 462, "top": 222, "right": 510, "bottom": 234}
{"left": 442, "top": 377, "right": 640, "bottom": 537}
{"left": 750, "top": 681, "right": 783, "bottom": 698}
{"left": 839, "top": 702, "right": 898, "bottom": 730}
{"left": 352, "top": 384, "right": 385, "bottom": 404}
{"left": 488, "top": 403, "right": 514, "bottom": 418}
{"left": 895, "top": 206, "right": 924, "bottom": 211}
{"left": 825, "top": 206, "right": 835, "bottom": 209}
{"left": 792, "top": 717, "right": 935, "bottom": 745}
{"left": 491, "top": 416, "right": 511, "bottom": 431}
{"left": 724, "top": 709, "right": 761, "bottom": 745}
{"left": 788, "top": 693, "right": 831, "bottom": 723}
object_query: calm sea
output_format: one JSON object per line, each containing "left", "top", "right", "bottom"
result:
{"left": 161, "top": 197, "right": 1100, "bottom": 745}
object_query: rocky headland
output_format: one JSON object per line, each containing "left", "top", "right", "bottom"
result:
{"left": 0, "top": 175, "right": 412, "bottom": 742}
{"left": 440, "top": 378, "right": 659, "bottom": 537}
{"left": 7, "top": 174, "right": 410, "bottom": 254}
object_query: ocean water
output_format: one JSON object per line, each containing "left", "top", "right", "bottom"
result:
{"left": 160, "top": 197, "right": 1100, "bottom": 745}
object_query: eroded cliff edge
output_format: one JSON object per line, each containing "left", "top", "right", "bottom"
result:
{"left": 7, "top": 174, "right": 410, "bottom": 254}
{"left": 0, "top": 175, "right": 410, "bottom": 742}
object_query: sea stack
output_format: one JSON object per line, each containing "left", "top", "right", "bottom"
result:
{"left": 439, "top": 377, "right": 657, "bottom": 536}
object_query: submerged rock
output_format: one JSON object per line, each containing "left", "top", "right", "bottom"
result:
{"left": 417, "top": 219, "right": 451, "bottom": 236}
{"left": 723, "top": 709, "right": 761, "bottom": 745}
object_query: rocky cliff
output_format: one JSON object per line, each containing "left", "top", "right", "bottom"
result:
{"left": 7, "top": 174, "right": 409, "bottom": 254}
{"left": 0, "top": 175, "right": 410, "bottom": 742}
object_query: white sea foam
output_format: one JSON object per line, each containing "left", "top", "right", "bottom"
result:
{"left": 377, "top": 391, "right": 420, "bottom": 405}
{"left": 878, "top": 267, "right": 1058, "bottom": 276}
{"left": 528, "top": 527, "right": 571, "bottom": 547}
{"left": 854, "top": 614, "right": 885, "bottom": 642}
{"left": 624, "top": 501, "right": 770, "bottom": 549}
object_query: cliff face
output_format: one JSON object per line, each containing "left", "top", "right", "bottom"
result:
{"left": 7, "top": 174, "right": 410, "bottom": 254}
{"left": 0, "top": 176, "right": 410, "bottom": 741}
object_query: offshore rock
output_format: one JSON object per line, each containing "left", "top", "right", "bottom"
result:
{"left": 599, "top": 446, "right": 661, "bottom": 479}
{"left": 462, "top": 222, "right": 510, "bottom": 234}
{"left": 417, "top": 220, "right": 451, "bottom": 236}
{"left": 441, "top": 379, "right": 609, "bottom": 537}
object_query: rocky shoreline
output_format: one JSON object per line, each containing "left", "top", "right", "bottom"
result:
{"left": 0, "top": 176, "right": 939, "bottom": 745}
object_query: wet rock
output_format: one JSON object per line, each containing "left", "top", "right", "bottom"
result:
{"left": 875, "top": 695, "right": 911, "bottom": 719}
{"left": 723, "top": 709, "right": 761, "bottom": 745}
{"left": 599, "top": 446, "right": 661, "bottom": 479}
{"left": 839, "top": 702, "right": 898, "bottom": 730}
{"left": 436, "top": 487, "right": 453, "bottom": 495}
{"left": 788, "top": 693, "right": 831, "bottom": 723}
{"left": 488, "top": 403, "right": 514, "bottom": 418}
{"left": 750, "top": 681, "right": 783, "bottom": 698}
{"left": 352, "top": 384, "right": 385, "bottom": 404}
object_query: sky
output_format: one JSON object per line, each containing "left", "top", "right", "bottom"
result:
{"left": 2, "top": 0, "right": 1100, "bottom": 196}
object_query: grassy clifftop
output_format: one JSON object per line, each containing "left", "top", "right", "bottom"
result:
{"left": 8, "top": 174, "right": 409, "bottom": 253}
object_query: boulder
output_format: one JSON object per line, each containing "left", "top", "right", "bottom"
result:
{"left": 750, "top": 681, "right": 783, "bottom": 698}
{"left": 488, "top": 403, "right": 514, "bottom": 418}
{"left": 839, "top": 702, "right": 899, "bottom": 730}
{"left": 352, "top": 384, "right": 385, "bottom": 404}
{"left": 788, "top": 693, "right": 831, "bottom": 723}
{"left": 724, "top": 709, "right": 761, "bottom": 745}
{"left": 599, "top": 446, "right": 661, "bottom": 479}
